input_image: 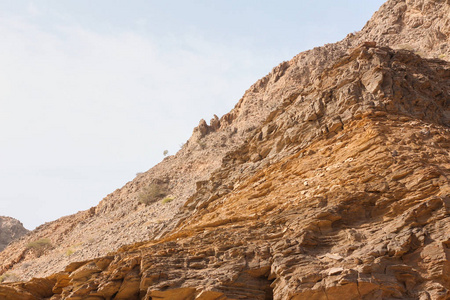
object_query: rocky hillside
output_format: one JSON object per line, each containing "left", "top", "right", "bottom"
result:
{"left": 1, "top": 41, "right": 449, "bottom": 300}
{"left": 0, "top": 217, "right": 28, "bottom": 252}
{"left": 0, "top": 0, "right": 449, "bottom": 299}
{"left": 1, "top": 0, "right": 449, "bottom": 282}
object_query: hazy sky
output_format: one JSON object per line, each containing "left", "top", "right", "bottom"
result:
{"left": 0, "top": 1, "right": 385, "bottom": 229}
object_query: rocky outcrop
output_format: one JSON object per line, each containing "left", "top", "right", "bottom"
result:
{"left": 0, "top": 217, "right": 28, "bottom": 252}
{"left": 356, "top": 0, "right": 450, "bottom": 60}
{"left": 1, "top": 40, "right": 449, "bottom": 299}
{"left": 1, "top": 0, "right": 449, "bottom": 283}
{"left": 0, "top": 0, "right": 449, "bottom": 298}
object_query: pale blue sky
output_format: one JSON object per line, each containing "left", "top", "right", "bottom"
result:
{"left": 0, "top": 1, "right": 385, "bottom": 229}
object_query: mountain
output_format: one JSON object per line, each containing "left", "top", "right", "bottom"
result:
{"left": 0, "top": 216, "right": 28, "bottom": 252}
{"left": 0, "top": 0, "right": 449, "bottom": 299}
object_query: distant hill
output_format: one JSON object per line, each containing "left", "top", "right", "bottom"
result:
{"left": 0, "top": 216, "right": 28, "bottom": 252}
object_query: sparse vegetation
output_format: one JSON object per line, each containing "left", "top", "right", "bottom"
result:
{"left": 397, "top": 44, "right": 415, "bottom": 52}
{"left": 65, "top": 243, "right": 82, "bottom": 256}
{"left": 163, "top": 150, "right": 169, "bottom": 156}
{"left": 138, "top": 183, "right": 168, "bottom": 205}
{"left": 162, "top": 197, "right": 174, "bottom": 204}
{"left": 0, "top": 272, "right": 19, "bottom": 283}
{"left": 415, "top": 50, "right": 426, "bottom": 57}
{"left": 26, "top": 238, "right": 52, "bottom": 250}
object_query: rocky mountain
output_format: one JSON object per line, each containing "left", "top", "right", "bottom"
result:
{"left": 0, "top": 216, "right": 28, "bottom": 252}
{"left": 0, "top": 0, "right": 449, "bottom": 299}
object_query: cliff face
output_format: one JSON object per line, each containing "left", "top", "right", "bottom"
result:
{"left": 0, "top": 217, "right": 28, "bottom": 252}
{"left": 0, "top": 0, "right": 449, "bottom": 299}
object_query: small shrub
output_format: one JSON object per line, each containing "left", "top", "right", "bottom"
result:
{"left": 415, "top": 50, "right": 426, "bottom": 57}
{"left": 26, "top": 238, "right": 52, "bottom": 250}
{"left": 66, "top": 248, "right": 74, "bottom": 256}
{"left": 25, "top": 238, "right": 52, "bottom": 258}
{"left": 163, "top": 150, "right": 169, "bottom": 156}
{"left": 138, "top": 184, "right": 167, "bottom": 205}
{"left": 0, "top": 273, "right": 19, "bottom": 283}
{"left": 397, "top": 44, "right": 414, "bottom": 52}
{"left": 162, "top": 197, "right": 174, "bottom": 204}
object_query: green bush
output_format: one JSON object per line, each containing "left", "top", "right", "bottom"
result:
{"left": 26, "top": 238, "right": 52, "bottom": 250}
{"left": 66, "top": 248, "right": 74, "bottom": 256}
{"left": 138, "top": 184, "right": 167, "bottom": 205}
{"left": 162, "top": 197, "right": 174, "bottom": 204}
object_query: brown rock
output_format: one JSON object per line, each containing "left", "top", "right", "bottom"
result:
{"left": 197, "top": 119, "right": 209, "bottom": 137}
{"left": 146, "top": 288, "right": 196, "bottom": 300}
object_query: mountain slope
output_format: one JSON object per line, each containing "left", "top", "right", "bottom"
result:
{"left": 1, "top": 42, "right": 449, "bottom": 300}
{"left": 0, "top": 0, "right": 449, "bottom": 298}
{"left": 2, "top": 0, "right": 449, "bottom": 282}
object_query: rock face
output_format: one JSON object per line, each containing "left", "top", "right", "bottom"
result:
{"left": 1, "top": 0, "right": 449, "bottom": 283}
{"left": 0, "top": 216, "right": 28, "bottom": 252}
{"left": 1, "top": 0, "right": 449, "bottom": 299}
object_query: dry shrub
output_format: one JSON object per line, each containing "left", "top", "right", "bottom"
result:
{"left": 138, "top": 184, "right": 167, "bottom": 205}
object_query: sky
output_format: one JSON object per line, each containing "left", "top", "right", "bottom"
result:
{"left": 0, "top": 0, "right": 385, "bottom": 229}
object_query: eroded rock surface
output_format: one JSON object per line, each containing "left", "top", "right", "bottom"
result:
{"left": 0, "top": 0, "right": 449, "bottom": 299}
